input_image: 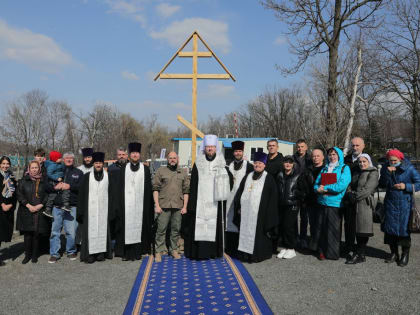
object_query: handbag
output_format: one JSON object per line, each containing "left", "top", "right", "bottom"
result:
{"left": 373, "top": 188, "right": 385, "bottom": 224}
{"left": 409, "top": 184, "right": 420, "bottom": 233}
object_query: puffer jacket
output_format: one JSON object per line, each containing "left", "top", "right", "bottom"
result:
{"left": 276, "top": 168, "right": 305, "bottom": 206}
{"left": 314, "top": 147, "right": 351, "bottom": 208}
{"left": 379, "top": 159, "right": 420, "bottom": 237}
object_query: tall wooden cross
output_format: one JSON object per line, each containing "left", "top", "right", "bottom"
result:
{"left": 154, "top": 30, "right": 236, "bottom": 165}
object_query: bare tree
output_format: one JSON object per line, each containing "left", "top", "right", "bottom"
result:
{"left": 370, "top": 0, "right": 420, "bottom": 157}
{"left": 261, "top": 0, "right": 384, "bottom": 146}
{"left": 2, "top": 89, "right": 48, "bottom": 162}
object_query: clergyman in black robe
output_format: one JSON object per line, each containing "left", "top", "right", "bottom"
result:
{"left": 77, "top": 152, "right": 115, "bottom": 263}
{"left": 113, "top": 142, "right": 154, "bottom": 261}
{"left": 225, "top": 140, "right": 253, "bottom": 257}
{"left": 184, "top": 135, "right": 231, "bottom": 260}
{"left": 233, "top": 152, "right": 279, "bottom": 263}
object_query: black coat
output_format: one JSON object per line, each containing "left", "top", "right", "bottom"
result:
{"left": 0, "top": 172, "right": 17, "bottom": 242}
{"left": 16, "top": 175, "right": 50, "bottom": 234}
{"left": 276, "top": 169, "right": 305, "bottom": 206}
{"left": 265, "top": 152, "right": 284, "bottom": 177}
{"left": 51, "top": 165, "right": 83, "bottom": 207}
{"left": 301, "top": 164, "right": 325, "bottom": 206}
{"left": 293, "top": 152, "right": 312, "bottom": 175}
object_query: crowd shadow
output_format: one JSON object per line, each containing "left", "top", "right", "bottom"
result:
{"left": 0, "top": 234, "right": 68, "bottom": 261}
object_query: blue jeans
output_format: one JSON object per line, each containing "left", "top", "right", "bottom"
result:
{"left": 50, "top": 206, "right": 78, "bottom": 257}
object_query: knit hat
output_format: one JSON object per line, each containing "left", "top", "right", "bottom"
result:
{"left": 49, "top": 151, "right": 62, "bottom": 163}
{"left": 386, "top": 149, "right": 404, "bottom": 160}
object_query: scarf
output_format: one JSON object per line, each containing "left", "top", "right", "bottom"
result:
{"left": 327, "top": 161, "right": 338, "bottom": 173}
{"left": 27, "top": 161, "right": 42, "bottom": 198}
{"left": 358, "top": 153, "right": 373, "bottom": 168}
{"left": 27, "top": 161, "right": 43, "bottom": 180}
{"left": 1, "top": 170, "right": 15, "bottom": 198}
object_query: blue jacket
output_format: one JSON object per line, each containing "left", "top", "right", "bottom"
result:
{"left": 379, "top": 159, "right": 420, "bottom": 237}
{"left": 314, "top": 147, "right": 351, "bottom": 208}
{"left": 44, "top": 160, "right": 65, "bottom": 182}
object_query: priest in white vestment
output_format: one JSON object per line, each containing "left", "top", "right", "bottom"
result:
{"left": 233, "top": 152, "right": 279, "bottom": 263}
{"left": 184, "top": 135, "right": 231, "bottom": 260}
{"left": 225, "top": 140, "right": 253, "bottom": 257}
{"left": 113, "top": 142, "right": 154, "bottom": 261}
{"left": 77, "top": 152, "right": 115, "bottom": 263}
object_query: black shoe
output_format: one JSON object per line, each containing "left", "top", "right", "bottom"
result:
{"left": 87, "top": 255, "right": 95, "bottom": 264}
{"left": 96, "top": 253, "right": 105, "bottom": 262}
{"left": 0, "top": 260, "right": 5, "bottom": 266}
{"left": 22, "top": 256, "right": 31, "bottom": 264}
{"left": 31, "top": 257, "right": 38, "bottom": 263}
{"left": 385, "top": 253, "right": 399, "bottom": 263}
{"left": 42, "top": 209, "right": 53, "bottom": 218}
{"left": 345, "top": 253, "right": 366, "bottom": 264}
{"left": 398, "top": 250, "right": 409, "bottom": 267}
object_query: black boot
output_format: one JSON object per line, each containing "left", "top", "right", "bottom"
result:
{"left": 398, "top": 247, "right": 409, "bottom": 267}
{"left": 23, "top": 233, "right": 32, "bottom": 264}
{"left": 0, "top": 259, "right": 5, "bottom": 266}
{"left": 385, "top": 244, "right": 399, "bottom": 263}
{"left": 31, "top": 235, "right": 39, "bottom": 263}
{"left": 86, "top": 255, "right": 96, "bottom": 264}
{"left": 345, "top": 252, "right": 366, "bottom": 264}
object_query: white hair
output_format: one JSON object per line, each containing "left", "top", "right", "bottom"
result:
{"left": 63, "top": 152, "right": 75, "bottom": 158}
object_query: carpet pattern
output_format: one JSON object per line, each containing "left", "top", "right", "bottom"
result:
{"left": 124, "top": 254, "right": 273, "bottom": 315}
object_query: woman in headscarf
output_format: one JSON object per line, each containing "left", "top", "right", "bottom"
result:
{"left": 379, "top": 149, "right": 420, "bottom": 267}
{"left": 0, "top": 156, "right": 17, "bottom": 266}
{"left": 16, "top": 160, "right": 49, "bottom": 264}
{"left": 313, "top": 147, "right": 351, "bottom": 260}
{"left": 345, "top": 154, "right": 378, "bottom": 264}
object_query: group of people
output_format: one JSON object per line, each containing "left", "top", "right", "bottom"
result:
{"left": 0, "top": 135, "right": 418, "bottom": 268}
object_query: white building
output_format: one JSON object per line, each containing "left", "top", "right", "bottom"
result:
{"left": 172, "top": 137, "right": 295, "bottom": 167}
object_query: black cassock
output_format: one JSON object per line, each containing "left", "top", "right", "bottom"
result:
{"left": 76, "top": 172, "right": 115, "bottom": 262}
{"left": 233, "top": 172, "right": 279, "bottom": 263}
{"left": 113, "top": 163, "right": 154, "bottom": 260}
{"left": 183, "top": 164, "right": 233, "bottom": 260}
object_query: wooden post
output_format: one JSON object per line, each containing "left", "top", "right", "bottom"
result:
{"left": 154, "top": 31, "right": 235, "bottom": 165}
{"left": 192, "top": 33, "right": 198, "bottom": 164}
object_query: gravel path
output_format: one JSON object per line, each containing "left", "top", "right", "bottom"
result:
{"left": 1, "top": 223, "right": 419, "bottom": 315}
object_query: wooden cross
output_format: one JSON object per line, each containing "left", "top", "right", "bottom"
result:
{"left": 154, "top": 30, "right": 235, "bottom": 165}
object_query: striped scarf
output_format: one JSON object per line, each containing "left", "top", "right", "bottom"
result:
{"left": 1, "top": 170, "right": 15, "bottom": 199}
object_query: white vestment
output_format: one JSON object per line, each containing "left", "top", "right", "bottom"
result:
{"left": 226, "top": 161, "right": 249, "bottom": 233}
{"left": 124, "top": 164, "right": 145, "bottom": 244}
{"left": 88, "top": 171, "right": 109, "bottom": 254}
{"left": 238, "top": 171, "right": 267, "bottom": 255}
{"left": 194, "top": 154, "right": 229, "bottom": 242}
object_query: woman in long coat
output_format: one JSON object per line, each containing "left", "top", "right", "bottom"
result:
{"left": 16, "top": 160, "right": 49, "bottom": 264}
{"left": 0, "top": 156, "right": 17, "bottom": 266}
{"left": 345, "top": 154, "right": 378, "bottom": 264}
{"left": 379, "top": 149, "right": 420, "bottom": 267}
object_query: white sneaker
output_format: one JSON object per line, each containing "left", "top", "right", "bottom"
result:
{"left": 283, "top": 249, "right": 296, "bottom": 259}
{"left": 277, "top": 249, "right": 287, "bottom": 259}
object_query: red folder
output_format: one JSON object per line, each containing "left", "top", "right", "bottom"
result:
{"left": 321, "top": 173, "right": 337, "bottom": 186}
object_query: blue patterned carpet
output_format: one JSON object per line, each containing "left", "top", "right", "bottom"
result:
{"left": 124, "top": 254, "right": 273, "bottom": 315}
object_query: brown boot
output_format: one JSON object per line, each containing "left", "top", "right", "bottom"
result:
{"left": 154, "top": 252, "right": 162, "bottom": 263}
{"left": 171, "top": 250, "right": 181, "bottom": 259}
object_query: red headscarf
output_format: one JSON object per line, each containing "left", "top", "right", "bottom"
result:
{"left": 386, "top": 149, "right": 404, "bottom": 160}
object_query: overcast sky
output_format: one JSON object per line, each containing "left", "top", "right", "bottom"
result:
{"left": 0, "top": 0, "right": 302, "bottom": 128}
